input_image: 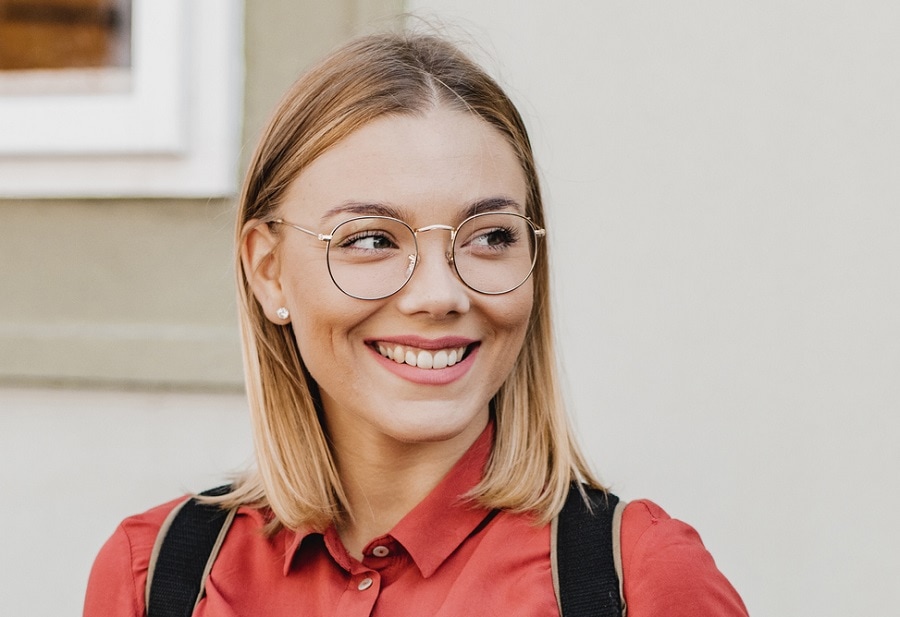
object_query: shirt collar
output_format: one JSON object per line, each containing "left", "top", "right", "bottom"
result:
{"left": 282, "top": 423, "right": 495, "bottom": 577}
{"left": 389, "top": 423, "right": 494, "bottom": 577}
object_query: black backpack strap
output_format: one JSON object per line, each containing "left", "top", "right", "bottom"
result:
{"left": 146, "top": 485, "right": 235, "bottom": 617}
{"left": 552, "top": 484, "right": 626, "bottom": 617}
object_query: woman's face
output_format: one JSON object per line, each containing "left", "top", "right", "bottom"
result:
{"left": 258, "top": 106, "right": 533, "bottom": 455}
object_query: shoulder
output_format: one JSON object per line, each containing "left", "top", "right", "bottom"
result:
{"left": 84, "top": 496, "right": 186, "bottom": 617}
{"left": 619, "top": 499, "right": 749, "bottom": 616}
{"left": 84, "top": 493, "right": 274, "bottom": 617}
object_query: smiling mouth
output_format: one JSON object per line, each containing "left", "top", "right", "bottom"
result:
{"left": 373, "top": 342, "right": 474, "bottom": 369}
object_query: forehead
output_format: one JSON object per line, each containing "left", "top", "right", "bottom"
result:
{"left": 281, "top": 106, "right": 528, "bottom": 225}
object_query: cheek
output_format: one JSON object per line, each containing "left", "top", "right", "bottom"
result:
{"left": 491, "top": 283, "right": 535, "bottom": 345}
{"left": 288, "top": 313, "right": 354, "bottom": 398}
{"left": 289, "top": 301, "right": 367, "bottom": 358}
{"left": 283, "top": 281, "right": 381, "bottom": 375}
{"left": 480, "top": 288, "right": 535, "bottom": 393}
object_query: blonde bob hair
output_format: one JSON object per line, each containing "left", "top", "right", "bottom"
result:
{"left": 227, "top": 31, "right": 601, "bottom": 532}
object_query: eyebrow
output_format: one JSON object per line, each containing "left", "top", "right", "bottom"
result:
{"left": 321, "top": 197, "right": 524, "bottom": 224}
{"left": 463, "top": 197, "right": 523, "bottom": 218}
{"left": 321, "top": 202, "right": 403, "bottom": 221}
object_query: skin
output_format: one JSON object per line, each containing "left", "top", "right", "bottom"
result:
{"left": 243, "top": 105, "right": 533, "bottom": 557}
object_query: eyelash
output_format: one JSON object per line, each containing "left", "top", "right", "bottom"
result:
{"left": 466, "top": 225, "right": 520, "bottom": 248}
{"left": 338, "top": 230, "right": 398, "bottom": 250}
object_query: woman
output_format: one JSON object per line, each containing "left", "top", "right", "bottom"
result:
{"left": 84, "top": 32, "right": 748, "bottom": 616}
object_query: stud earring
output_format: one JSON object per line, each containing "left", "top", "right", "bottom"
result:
{"left": 275, "top": 307, "right": 290, "bottom": 320}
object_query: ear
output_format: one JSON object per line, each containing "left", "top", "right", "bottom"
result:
{"left": 241, "top": 220, "right": 290, "bottom": 324}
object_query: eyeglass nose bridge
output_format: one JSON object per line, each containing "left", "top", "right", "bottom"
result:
{"left": 412, "top": 223, "right": 457, "bottom": 265}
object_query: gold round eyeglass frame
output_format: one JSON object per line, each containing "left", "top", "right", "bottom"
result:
{"left": 272, "top": 211, "right": 546, "bottom": 300}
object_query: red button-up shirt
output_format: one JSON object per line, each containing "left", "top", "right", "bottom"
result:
{"left": 84, "top": 427, "right": 748, "bottom": 616}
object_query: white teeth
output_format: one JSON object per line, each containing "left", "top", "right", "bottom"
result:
{"left": 417, "top": 350, "right": 433, "bottom": 369}
{"left": 432, "top": 350, "right": 448, "bottom": 369}
{"left": 375, "top": 343, "right": 469, "bottom": 369}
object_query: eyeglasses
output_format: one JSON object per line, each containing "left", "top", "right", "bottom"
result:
{"left": 273, "top": 211, "right": 545, "bottom": 300}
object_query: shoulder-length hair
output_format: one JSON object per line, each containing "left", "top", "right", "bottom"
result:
{"left": 226, "top": 31, "right": 601, "bottom": 532}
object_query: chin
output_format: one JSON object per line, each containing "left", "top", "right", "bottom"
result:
{"left": 381, "top": 402, "right": 489, "bottom": 445}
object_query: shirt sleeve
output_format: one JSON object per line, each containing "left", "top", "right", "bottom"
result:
{"left": 620, "top": 500, "right": 749, "bottom": 616}
{"left": 83, "top": 497, "right": 184, "bottom": 617}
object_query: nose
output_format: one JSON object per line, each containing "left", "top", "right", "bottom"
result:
{"left": 393, "top": 231, "right": 470, "bottom": 318}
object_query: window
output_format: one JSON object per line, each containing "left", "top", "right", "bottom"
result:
{"left": 0, "top": 0, "right": 243, "bottom": 197}
{"left": 0, "top": 0, "right": 131, "bottom": 79}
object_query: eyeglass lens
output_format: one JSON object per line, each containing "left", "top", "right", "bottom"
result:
{"left": 325, "top": 212, "right": 538, "bottom": 299}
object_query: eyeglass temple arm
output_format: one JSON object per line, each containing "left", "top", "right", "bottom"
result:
{"left": 273, "top": 219, "right": 332, "bottom": 242}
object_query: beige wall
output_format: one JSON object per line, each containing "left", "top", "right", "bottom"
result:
{"left": 0, "top": 0, "right": 404, "bottom": 390}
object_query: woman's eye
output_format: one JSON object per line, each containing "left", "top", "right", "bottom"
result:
{"left": 469, "top": 226, "right": 517, "bottom": 248}
{"left": 342, "top": 231, "right": 397, "bottom": 250}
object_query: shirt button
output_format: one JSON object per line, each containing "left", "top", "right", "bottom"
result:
{"left": 372, "top": 545, "right": 390, "bottom": 557}
{"left": 358, "top": 577, "right": 374, "bottom": 591}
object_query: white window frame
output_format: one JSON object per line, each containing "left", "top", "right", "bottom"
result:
{"left": 0, "top": 0, "right": 244, "bottom": 197}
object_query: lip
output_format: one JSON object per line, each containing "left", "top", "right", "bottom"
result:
{"left": 366, "top": 336, "right": 480, "bottom": 386}
{"left": 366, "top": 334, "right": 478, "bottom": 350}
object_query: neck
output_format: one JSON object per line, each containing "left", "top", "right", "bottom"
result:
{"left": 330, "top": 423, "right": 486, "bottom": 560}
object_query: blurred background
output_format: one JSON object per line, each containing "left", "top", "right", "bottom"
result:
{"left": 1, "top": 0, "right": 898, "bottom": 614}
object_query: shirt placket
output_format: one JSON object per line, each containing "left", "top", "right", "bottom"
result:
{"left": 332, "top": 536, "right": 408, "bottom": 616}
{"left": 333, "top": 568, "right": 382, "bottom": 616}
